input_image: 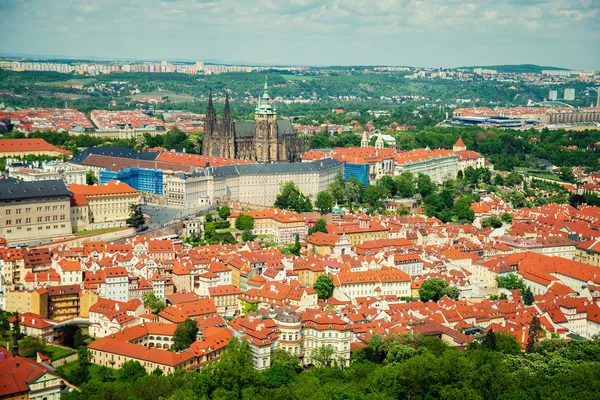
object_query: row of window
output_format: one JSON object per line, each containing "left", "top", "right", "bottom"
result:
{"left": 5, "top": 224, "right": 67, "bottom": 234}
{"left": 5, "top": 205, "right": 66, "bottom": 214}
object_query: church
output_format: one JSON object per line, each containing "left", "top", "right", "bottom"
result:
{"left": 202, "top": 78, "right": 307, "bottom": 163}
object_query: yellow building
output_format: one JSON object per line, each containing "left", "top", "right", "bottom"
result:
{"left": 5, "top": 288, "right": 49, "bottom": 318}
{"left": 69, "top": 180, "right": 140, "bottom": 230}
{"left": 327, "top": 222, "right": 390, "bottom": 247}
{"left": 79, "top": 289, "right": 100, "bottom": 318}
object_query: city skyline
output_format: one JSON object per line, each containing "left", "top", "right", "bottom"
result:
{"left": 1, "top": 0, "right": 599, "bottom": 70}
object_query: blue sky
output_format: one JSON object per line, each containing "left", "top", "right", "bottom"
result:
{"left": 1, "top": 0, "right": 599, "bottom": 69}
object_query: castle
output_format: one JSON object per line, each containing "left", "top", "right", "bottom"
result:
{"left": 202, "top": 78, "right": 306, "bottom": 162}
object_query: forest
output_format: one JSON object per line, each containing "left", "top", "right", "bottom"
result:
{"left": 60, "top": 334, "right": 600, "bottom": 400}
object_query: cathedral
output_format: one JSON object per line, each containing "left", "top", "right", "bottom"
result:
{"left": 202, "top": 78, "right": 307, "bottom": 162}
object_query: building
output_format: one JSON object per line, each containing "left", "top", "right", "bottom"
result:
{"left": 453, "top": 138, "right": 486, "bottom": 172}
{"left": 0, "top": 138, "right": 72, "bottom": 158}
{"left": 0, "top": 347, "right": 69, "bottom": 399}
{"left": 228, "top": 208, "right": 307, "bottom": 244}
{"left": 0, "top": 178, "right": 72, "bottom": 245}
{"left": 7, "top": 160, "right": 87, "bottom": 186}
{"left": 69, "top": 124, "right": 167, "bottom": 139}
{"left": 99, "top": 167, "right": 163, "bottom": 195}
{"left": 332, "top": 268, "right": 411, "bottom": 303}
{"left": 394, "top": 149, "right": 458, "bottom": 183}
{"left": 303, "top": 147, "right": 395, "bottom": 185}
{"left": 69, "top": 180, "right": 140, "bottom": 230}
{"left": 564, "top": 88, "right": 575, "bottom": 101}
{"left": 539, "top": 109, "right": 600, "bottom": 125}
{"left": 164, "top": 159, "right": 343, "bottom": 208}
{"left": 549, "top": 90, "right": 558, "bottom": 101}
{"left": 202, "top": 79, "right": 307, "bottom": 162}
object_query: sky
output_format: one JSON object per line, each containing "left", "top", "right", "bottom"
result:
{"left": 1, "top": 0, "right": 599, "bottom": 69}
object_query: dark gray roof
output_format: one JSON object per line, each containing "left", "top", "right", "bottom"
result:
{"left": 232, "top": 120, "right": 294, "bottom": 138}
{"left": 0, "top": 178, "right": 70, "bottom": 201}
{"left": 71, "top": 147, "right": 160, "bottom": 164}
{"left": 210, "top": 158, "right": 342, "bottom": 179}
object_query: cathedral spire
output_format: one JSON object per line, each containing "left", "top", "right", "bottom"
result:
{"left": 255, "top": 75, "right": 275, "bottom": 115}
{"left": 223, "top": 93, "right": 232, "bottom": 133}
{"left": 206, "top": 91, "right": 217, "bottom": 125}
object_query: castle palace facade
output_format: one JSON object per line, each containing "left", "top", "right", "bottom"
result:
{"left": 202, "top": 79, "right": 306, "bottom": 163}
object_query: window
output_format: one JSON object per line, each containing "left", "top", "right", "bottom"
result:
{"left": 5, "top": 210, "right": 10, "bottom": 215}
{"left": 15, "top": 209, "right": 21, "bottom": 214}
{"left": 6, "top": 220, "right": 11, "bottom": 225}
{"left": 25, "top": 218, "right": 31, "bottom": 223}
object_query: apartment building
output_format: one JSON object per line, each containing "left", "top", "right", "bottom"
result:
{"left": 0, "top": 178, "right": 72, "bottom": 245}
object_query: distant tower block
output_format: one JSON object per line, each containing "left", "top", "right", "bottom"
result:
{"left": 564, "top": 88, "right": 575, "bottom": 101}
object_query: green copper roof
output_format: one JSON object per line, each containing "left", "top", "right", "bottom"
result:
{"left": 255, "top": 75, "right": 276, "bottom": 115}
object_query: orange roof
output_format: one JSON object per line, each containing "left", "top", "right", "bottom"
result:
{"left": 70, "top": 180, "right": 139, "bottom": 197}
{"left": 454, "top": 137, "right": 466, "bottom": 147}
{"left": 0, "top": 138, "right": 72, "bottom": 155}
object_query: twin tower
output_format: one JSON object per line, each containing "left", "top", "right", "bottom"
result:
{"left": 201, "top": 77, "right": 306, "bottom": 163}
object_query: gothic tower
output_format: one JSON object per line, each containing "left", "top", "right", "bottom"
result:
{"left": 202, "top": 91, "right": 217, "bottom": 157}
{"left": 254, "top": 76, "right": 278, "bottom": 162}
{"left": 222, "top": 93, "right": 235, "bottom": 158}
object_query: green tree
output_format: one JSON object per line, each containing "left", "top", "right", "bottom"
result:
{"left": 289, "top": 233, "right": 301, "bottom": 256}
{"left": 526, "top": 315, "right": 542, "bottom": 353}
{"left": 70, "top": 346, "right": 92, "bottom": 386}
{"left": 173, "top": 318, "right": 198, "bottom": 351}
{"left": 522, "top": 286, "right": 535, "bottom": 306}
{"left": 311, "top": 344, "right": 335, "bottom": 367}
{"left": 86, "top": 170, "right": 98, "bottom": 185}
{"left": 396, "top": 171, "right": 416, "bottom": 198}
{"left": 417, "top": 173, "right": 436, "bottom": 197}
{"left": 419, "top": 277, "right": 449, "bottom": 302}
{"left": 20, "top": 336, "right": 46, "bottom": 358}
{"left": 444, "top": 286, "right": 461, "bottom": 300}
{"left": 455, "top": 195, "right": 475, "bottom": 223}
{"left": 496, "top": 274, "right": 526, "bottom": 290}
{"left": 343, "top": 178, "right": 364, "bottom": 204}
{"left": 328, "top": 171, "right": 345, "bottom": 204}
{"left": 142, "top": 291, "right": 166, "bottom": 314}
{"left": 263, "top": 349, "right": 299, "bottom": 388}
{"left": 377, "top": 175, "right": 397, "bottom": 196}
{"left": 496, "top": 332, "right": 522, "bottom": 355}
{"left": 308, "top": 218, "right": 328, "bottom": 236}
{"left": 241, "top": 229, "right": 255, "bottom": 242}
{"left": 364, "top": 184, "right": 385, "bottom": 206}
{"left": 274, "top": 181, "right": 313, "bottom": 211}
{"left": 118, "top": 360, "right": 147, "bottom": 382}
{"left": 235, "top": 214, "right": 255, "bottom": 230}
{"left": 500, "top": 212, "right": 513, "bottom": 224}
{"left": 73, "top": 328, "right": 84, "bottom": 349}
{"left": 493, "top": 174, "right": 505, "bottom": 186}
{"left": 315, "top": 191, "right": 333, "bottom": 214}
{"left": 482, "top": 329, "right": 498, "bottom": 351}
{"left": 126, "top": 204, "right": 145, "bottom": 228}
{"left": 481, "top": 216, "right": 503, "bottom": 228}
{"left": 313, "top": 274, "right": 334, "bottom": 300}
{"left": 218, "top": 206, "right": 231, "bottom": 220}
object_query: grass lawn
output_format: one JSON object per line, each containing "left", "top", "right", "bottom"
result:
{"left": 215, "top": 227, "right": 238, "bottom": 233}
{"left": 45, "top": 345, "right": 75, "bottom": 361}
{"left": 59, "top": 359, "right": 107, "bottom": 382}
{"left": 74, "top": 226, "right": 124, "bottom": 236}
{"left": 281, "top": 75, "right": 317, "bottom": 81}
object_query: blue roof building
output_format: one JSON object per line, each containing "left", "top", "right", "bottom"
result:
{"left": 99, "top": 167, "right": 163, "bottom": 195}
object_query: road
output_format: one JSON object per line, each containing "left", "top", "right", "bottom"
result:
{"left": 142, "top": 203, "right": 214, "bottom": 228}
